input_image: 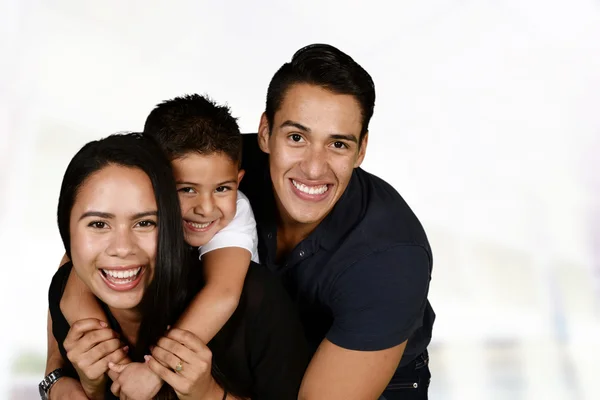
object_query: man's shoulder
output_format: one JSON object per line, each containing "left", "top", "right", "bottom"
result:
{"left": 346, "top": 168, "right": 430, "bottom": 251}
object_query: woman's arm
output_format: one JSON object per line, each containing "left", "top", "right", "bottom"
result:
{"left": 45, "top": 310, "right": 88, "bottom": 399}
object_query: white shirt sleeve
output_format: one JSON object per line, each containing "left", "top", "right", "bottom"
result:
{"left": 198, "top": 190, "right": 260, "bottom": 263}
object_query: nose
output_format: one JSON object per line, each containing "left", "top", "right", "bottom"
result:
{"left": 106, "top": 227, "right": 137, "bottom": 259}
{"left": 193, "top": 193, "right": 215, "bottom": 217}
{"left": 301, "top": 145, "right": 328, "bottom": 180}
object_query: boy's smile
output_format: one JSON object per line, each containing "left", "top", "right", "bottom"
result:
{"left": 171, "top": 152, "right": 244, "bottom": 247}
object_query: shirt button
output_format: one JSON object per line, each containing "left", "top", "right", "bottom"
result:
{"left": 299, "top": 250, "right": 305, "bottom": 257}
{"left": 267, "top": 232, "right": 273, "bottom": 239}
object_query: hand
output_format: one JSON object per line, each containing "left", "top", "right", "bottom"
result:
{"left": 48, "top": 376, "right": 89, "bottom": 400}
{"left": 108, "top": 362, "right": 163, "bottom": 400}
{"left": 63, "top": 318, "right": 128, "bottom": 399}
{"left": 147, "top": 328, "right": 220, "bottom": 400}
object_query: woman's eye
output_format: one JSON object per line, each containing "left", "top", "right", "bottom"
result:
{"left": 137, "top": 220, "right": 156, "bottom": 228}
{"left": 88, "top": 221, "right": 107, "bottom": 229}
{"left": 178, "top": 187, "right": 195, "bottom": 194}
{"left": 215, "top": 186, "right": 231, "bottom": 193}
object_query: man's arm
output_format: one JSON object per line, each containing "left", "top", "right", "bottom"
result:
{"left": 299, "top": 339, "right": 405, "bottom": 399}
{"left": 299, "top": 245, "right": 431, "bottom": 399}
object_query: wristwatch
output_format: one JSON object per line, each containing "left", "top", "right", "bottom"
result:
{"left": 38, "top": 368, "right": 65, "bottom": 400}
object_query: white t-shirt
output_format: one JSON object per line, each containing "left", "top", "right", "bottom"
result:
{"left": 198, "top": 190, "right": 260, "bottom": 263}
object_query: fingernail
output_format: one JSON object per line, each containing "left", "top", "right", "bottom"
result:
{"left": 108, "top": 362, "right": 114, "bottom": 368}
{"left": 166, "top": 325, "right": 171, "bottom": 330}
{"left": 100, "top": 321, "right": 108, "bottom": 327}
{"left": 144, "top": 355, "right": 150, "bottom": 362}
{"left": 123, "top": 346, "right": 129, "bottom": 352}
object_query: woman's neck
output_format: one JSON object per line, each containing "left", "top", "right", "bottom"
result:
{"left": 109, "top": 306, "right": 142, "bottom": 346}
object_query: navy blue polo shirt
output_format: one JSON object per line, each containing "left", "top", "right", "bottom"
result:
{"left": 240, "top": 134, "right": 435, "bottom": 368}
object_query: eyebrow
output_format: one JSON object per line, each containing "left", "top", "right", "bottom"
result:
{"left": 176, "top": 180, "right": 238, "bottom": 186}
{"left": 330, "top": 134, "right": 358, "bottom": 144}
{"left": 79, "top": 211, "right": 157, "bottom": 221}
{"left": 280, "top": 120, "right": 311, "bottom": 132}
{"left": 280, "top": 120, "right": 358, "bottom": 144}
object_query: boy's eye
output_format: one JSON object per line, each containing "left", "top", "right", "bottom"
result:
{"left": 88, "top": 221, "right": 107, "bottom": 229}
{"left": 215, "top": 186, "right": 231, "bottom": 193}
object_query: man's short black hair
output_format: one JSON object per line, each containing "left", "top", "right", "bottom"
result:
{"left": 265, "top": 44, "right": 376, "bottom": 141}
{"left": 144, "top": 94, "right": 242, "bottom": 165}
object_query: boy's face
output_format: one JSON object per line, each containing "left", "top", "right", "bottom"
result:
{"left": 171, "top": 152, "right": 244, "bottom": 247}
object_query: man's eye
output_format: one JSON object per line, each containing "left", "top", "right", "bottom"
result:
{"left": 89, "top": 221, "right": 107, "bottom": 229}
{"left": 333, "top": 141, "right": 347, "bottom": 149}
{"left": 289, "top": 134, "right": 303, "bottom": 142}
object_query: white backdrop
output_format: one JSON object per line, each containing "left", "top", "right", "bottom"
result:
{"left": 1, "top": 1, "right": 599, "bottom": 399}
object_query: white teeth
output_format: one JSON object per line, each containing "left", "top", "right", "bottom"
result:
{"left": 188, "top": 221, "right": 212, "bottom": 229}
{"left": 102, "top": 267, "right": 141, "bottom": 281}
{"left": 292, "top": 180, "right": 328, "bottom": 195}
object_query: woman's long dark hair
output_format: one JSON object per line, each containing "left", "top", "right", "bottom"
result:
{"left": 57, "top": 133, "right": 190, "bottom": 398}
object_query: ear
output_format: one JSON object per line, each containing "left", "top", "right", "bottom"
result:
{"left": 354, "top": 131, "right": 369, "bottom": 168}
{"left": 257, "top": 113, "right": 271, "bottom": 154}
{"left": 237, "top": 169, "right": 245, "bottom": 185}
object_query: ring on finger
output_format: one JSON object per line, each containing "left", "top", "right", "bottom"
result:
{"left": 174, "top": 360, "right": 183, "bottom": 373}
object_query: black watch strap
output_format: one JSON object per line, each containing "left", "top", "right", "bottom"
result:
{"left": 38, "top": 368, "right": 65, "bottom": 400}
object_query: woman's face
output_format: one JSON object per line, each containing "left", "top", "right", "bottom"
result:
{"left": 69, "top": 164, "right": 157, "bottom": 310}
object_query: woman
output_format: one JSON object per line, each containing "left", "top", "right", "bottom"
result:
{"left": 48, "top": 133, "right": 309, "bottom": 399}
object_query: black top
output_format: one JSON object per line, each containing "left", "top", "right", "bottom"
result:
{"left": 241, "top": 134, "right": 435, "bottom": 372}
{"left": 49, "top": 260, "right": 310, "bottom": 400}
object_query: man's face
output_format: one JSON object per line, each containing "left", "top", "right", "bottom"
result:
{"left": 258, "top": 83, "right": 368, "bottom": 228}
{"left": 171, "top": 152, "right": 244, "bottom": 247}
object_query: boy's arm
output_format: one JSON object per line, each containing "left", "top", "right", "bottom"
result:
{"left": 59, "top": 254, "right": 108, "bottom": 325}
{"left": 173, "top": 247, "right": 250, "bottom": 343}
{"left": 58, "top": 254, "right": 131, "bottom": 382}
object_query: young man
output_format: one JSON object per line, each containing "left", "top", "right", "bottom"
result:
{"left": 240, "top": 43, "right": 435, "bottom": 400}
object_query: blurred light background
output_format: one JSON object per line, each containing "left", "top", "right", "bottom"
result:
{"left": 1, "top": 0, "right": 599, "bottom": 399}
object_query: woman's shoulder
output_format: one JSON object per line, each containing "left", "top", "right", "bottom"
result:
{"left": 49, "top": 261, "right": 73, "bottom": 305}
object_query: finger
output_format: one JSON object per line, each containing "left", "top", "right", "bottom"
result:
{"left": 151, "top": 345, "right": 185, "bottom": 372}
{"left": 82, "top": 345, "right": 128, "bottom": 381}
{"left": 108, "top": 361, "right": 128, "bottom": 374}
{"left": 85, "top": 338, "right": 123, "bottom": 363}
{"left": 75, "top": 328, "right": 120, "bottom": 354}
{"left": 104, "top": 346, "right": 129, "bottom": 382}
{"left": 155, "top": 336, "right": 196, "bottom": 363}
{"left": 146, "top": 355, "right": 187, "bottom": 392}
{"left": 110, "top": 380, "right": 121, "bottom": 397}
{"left": 166, "top": 328, "right": 209, "bottom": 355}
{"left": 64, "top": 319, "right": 108, "bottom": 348}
